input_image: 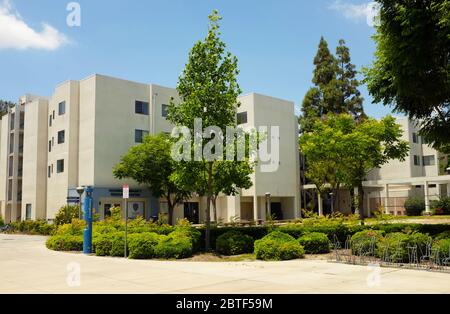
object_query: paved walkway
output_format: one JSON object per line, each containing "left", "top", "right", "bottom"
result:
{"left": 1, "top": 234, "right": 449, "bottom": 294}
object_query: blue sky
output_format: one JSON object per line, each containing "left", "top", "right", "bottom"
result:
{"left": 0, "top": 0, "right": 396, "bottom": 118}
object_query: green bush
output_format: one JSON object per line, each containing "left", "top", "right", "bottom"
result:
{"left": 155, "top": 233, "right": 193, "bottom": 259}
{"left": 110, "top": 233, "right": 127, "bottom": 257}
{"left": 128, "top": 233, "right": 161, "bottom": 259}
{"left": 216, "top": 231, "right": 254, "bottom": 256}
{"left": 10, "top": 220, "right": 55, "bottom": 235}
{"left": 435, "top": 231, "right": 450, "bottom": 240}
{"left": 433, "top": 239, "right": 450, "bottom": 261}
{"left": 55, "top": 219, "right": 84, "bottom": 236}
{"left": 298, "top": 232, "right": 330, "bottom": 254}
{"left": 93, "top": 233, "right": 113, "bottom": 256}
{"left": 375, "top": 232, "right": 430, "bottom": 263}
{"left": 173, "top": 220, "right": 202, "bottom": 252}
{"left": 46, "top": 235, "right": 83, "bottom": 251}
{"left": 54, "top": 205, "right": 80, "bottom": 226}
{"left": 404, "top": 197, "right": 425, "bottom": 216}
{"left": 431, "top": 197, "right": 450, "bottom": 215}
{"left": 0, "top": 215, "right": 4, "bottom": 227}
{"left": 351, "top": 230, "right": 384, "bottom": 255}
{"left": 254, "top": 231, "right": 305, "bottom": 261}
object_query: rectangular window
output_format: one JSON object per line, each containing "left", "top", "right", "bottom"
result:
{"left": 57, "top": 130, "right": 65, "bottom": 144}
{"left": 135, "top": 129, "right": 149, "bottom": 143}
{"left": 413, "top": 155, "right": 421, "bottom": 166}
{"left": 52, "top": 137, "right": 54, "bottom": 146}
{"left": 162, "top": 104, "right": 169, "bottom": 118}
{"left": 412, "top": 133, "right": 419, "bottom": 144}
{"left": 53, "top": 111, "right": 55, "bottom": 119}
{"left": 48, "top": 141, "right": 52, "bottom": 153}
{"left": 57, "top": 159, "right": 64, "bottom": 173}
{"left": 58, "top": 101, "right": 66, "bottom": 116}
{"left": 135, "top": 101, "right": 149, "bottom": 115}
{"left": 26, "top": 204, "right": 32, "bottom": 220}
{"left": 237, "top": 112, "right": 248, "bottom": 125}
{"left": 48, "top": 166, "right": 51, "bottom": 178}
{"left": 49, "top": 115, "right": 52, "bottom": 127}
{"left": 423, "top": 155, "right": 436, "bottom": 166}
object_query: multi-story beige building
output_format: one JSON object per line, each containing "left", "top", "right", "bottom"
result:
{"left": 0, "top": 74, "right": 300, "bottom": 224}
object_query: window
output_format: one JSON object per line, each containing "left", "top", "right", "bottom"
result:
{"left": 413, "top": 155, "right": 421, "bottom": 166}
{"left": 52, "top": 111, "right": 55, "bottom": 119}
{"left": 26, "top": 204, "right": 32, "bottom": 220}
{"left": 412, "top": 133, "right": 419, "bottom": 144}
{"left": 57, "top": 130, "right": 65, "bottom": 144}
{"left": 48, "top": 166, "right": 51, "bottom": 178}
{"left": 48, "top": 141, "right": 52, "bottom": 153}
{"left": 57, "top": 159, "right": 64, "bottom": 173}
{"left": 237, "top": 112, "right": 248, "bottom": 125}
{"left": 423, "top": 155, "right": 436, "bottom": 166}
{"left": 135, "top": 129, "right": 149, "bottom": 143}
{"left": 135, "top": 101, "right": 149, "bottom": 115}
{"left": 58, "top": 101, "right": 66, "bottom": 116}
{"left": 49, "top": 115, "right": 52, "bottom": 127}
{"left": 162, "top": 104, "right": 169, "bottom": 118}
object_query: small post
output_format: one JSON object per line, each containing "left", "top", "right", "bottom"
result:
{"left": 123, "top": 184, "right": 129, "bottom": 258}
{"left": 330, "top": 192, "right": 334, "bottom": 214}
{"left": 83, "top": 186, "right": 93, "bottom": 254}
{"left": 265, "top": 193, "right": 271, "bottom": 220}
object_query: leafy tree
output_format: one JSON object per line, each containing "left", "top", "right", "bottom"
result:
{"left": 168, "top": 10, "right": 252, "bottom": 250}
{"left": 364, "top": 0, "right": 450, "bottom": 151}
{"left": 54, "top": 205, "right": 80, "bottom": 226}
{"left": 300, "top": 114, "right": 409, "bottom": 216}
{"left": 113, "top": 134, "right": 192, "bottom": 225}
{"left": 0, "top": 100, "right": 15, "bottom": 117}
{"left": 300, "top": 37, "right": 364, "bottom": 132}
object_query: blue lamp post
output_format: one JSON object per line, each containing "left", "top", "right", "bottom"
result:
{"left": 83, "top": 186, "right": 94, "bottom": 254}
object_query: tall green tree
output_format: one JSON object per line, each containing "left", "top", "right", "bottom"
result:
{"left": 300, "top": 114, "right": 409, "bottom": 217}
{"left": 0, "top": 100, "right": 14, "bottom": 117}
{"left": 168, "top": 10, "right": 252, "bottom": 249}
{"left": 113, "top": 134, "right": 192, "bottom": 225}
{"left": 300, "top": 37, "right": 365, "bottom": 133}
{"left": 364, "top": 0, "right": 450, "bottom": 152}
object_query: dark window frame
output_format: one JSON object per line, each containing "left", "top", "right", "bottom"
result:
{"left": 237, "top": 112, "right": 248, "bottom": 125}
{"left": 58, "top": 101, "right": 66, "bottom": 116}
{"left": 135, "top": 129, "right": 149, "bottom": 143}
{"left": 135, "top": 101, "right": 149, "bottom": 115}
{"left": 57, "top": 159, "right": 64, "bottom": 173}
{"left": 57, "top": 130, "right": 65, "bottom": 144}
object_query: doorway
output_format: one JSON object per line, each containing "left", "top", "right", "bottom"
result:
{"left": 184, "top": 202, "right": 200, "bottom": 224}
{"left": 271, "top": 202, "right": 283, "bottom": 220}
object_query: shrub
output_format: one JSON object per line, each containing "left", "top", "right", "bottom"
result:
{"left": 298, "top": 232, "right": 330, "bottom": 254}
{"left": 404, "top": 197, "right": 425, "bottom": 216}
{"left": 351, "top": 230, "right": 384, "bottom": 255}
{"left": 216, "top": 231, "right": 254, "bottom": 256}
{"left": 128, "top": 233, "right": 161, "bottom": 259}
{"left": 0, "top": 215, "right": 4, "bottom": 227}
{"left": 254, "top": 231, "right": 305, "bottom": 261}
{"left": 433, "top": 239, "right": 450, "bottom": 261}
{"left": 10, "top": 220, "right": 55, "bottom": 235}
{"left": 110, "top": 233, "right": 127, "bottom": 257}
{"left": 431, "top": 197, "right": 450, "bottom": 215}
{"left": 55, "top": 219, "right": 84, "bottom": 236}
{"left": 93, "top": 233, "right": 113, "bottom": 256}
{"left": 375, "top": 232, "right": 430, "bottom": 263}
{"left": 155, "top": 233, "right": 193, "bottom": 259}
{"left": 54, "top": 205, "right": 80, "bottom": 226}
{"left": 46, "top": 235, "right": 83, "bottom": 251}
{"left": 435, "top": 231, "right": 450, "bottom": 241}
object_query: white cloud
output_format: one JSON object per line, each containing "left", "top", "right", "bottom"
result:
{"left": 0, "top": 0, "right": 69, "bottom": 50}
{"left": 329, "top": 0, "right": 380, "bottom": 27}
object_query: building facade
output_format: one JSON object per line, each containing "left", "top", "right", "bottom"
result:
{"left": 0, "top": 74, "right": 300, "bottom": 224}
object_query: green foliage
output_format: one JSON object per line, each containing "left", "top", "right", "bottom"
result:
{"left": 300, "top": 37, "right": 364, "bottom": 133}
{"left": 216, "top": 231, "right": 254, "bottom": 256}
{"left": 0, "top": 215, "right": 4, "bottom": 227}
{"left": 375, "top": 232, "right": 430, "bottom": 263}
{"left": 298, "top": 232, "right": 330, "bottom": 254}
{"left": 431, "top": 197, "right": 450, "bottom": 215}
{"left": 351, "top": 230, "right": 384, "bottom": 255}
{"left": 254, "top": 231, "right": 305, "bottom": 261}
{"left": 54, "top": 205, "right": 80, "bottom": 226}
{"left": 10, "top": 220, "right": 56, "bottom": 235}
{"left": 155, "top": 233, "right": 193, "bottom": 259}
{"left": 46, "top": 235, "right": 83, "bottom": 251}
{"left": 364, "top": 0, "right": 450, "bottom": 151}
{"left": 435, "top": 231, "right": 450, "bottom": 241}
{"left": 173, "top": 220, "right": 202, "bottom": 252}
{"left": 128, "top": 233, "right": 161, "bottom": 259}
{"left": 113, "top": 134, "right": 191, "bottom": 225}
{"left": 55, "top": 219, "right": 84, "bottom": 236}
{"left": 433, "top": 239, "right": 450, "bottom": 260}
{"left": 404, "top": 197, "right": 425, "bottom": 216}
{"left": 93, "top": 234, "right": 113, "bottom": 256}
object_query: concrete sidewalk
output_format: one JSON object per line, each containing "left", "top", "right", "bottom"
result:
{"left": 0, "top": 234, "right": 449, "bottom": 294}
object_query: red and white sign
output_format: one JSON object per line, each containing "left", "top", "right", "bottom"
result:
{"left": 123, "top": 184, "right": 129, "bottom": 199}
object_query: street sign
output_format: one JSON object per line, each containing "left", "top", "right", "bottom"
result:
{"left": 123, "top": 184, "right": 129, "bottom": 199}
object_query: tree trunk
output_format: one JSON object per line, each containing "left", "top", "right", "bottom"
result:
{"left": 212, "top": 197, "right": 217, "bottom": 223}
{"left": 205, "top": 162, "right": 213, "bottom": 251}
{"left": 167, "top": 195, "right": 174, "bottom": 226}
{"left": 358, "top": 181, "right": 365, "bottom": 222}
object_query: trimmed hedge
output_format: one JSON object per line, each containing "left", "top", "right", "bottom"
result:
{"left": 10, "top": 220, "right": 56, "bottom": 235}
{"left": 351, "top": 230, "right": 384, "bottom": 255}
{"left": 376, "top": 232, "right": 430, "bottom": 263}
{"left": 128, "top": 233, "right": 161, "bottom": 259}
{"left": 172, "top": 226, "right": 202, "bottom": 253}
{"left": 298, "top": 232, "right": 330, "bottom": 254}
{"left": 404, "top": 197, "right": 425, "bottom": 216}
{"left": 216, "top": 231, "right": 254, "bottom": 256}
{"left": 255, "top": 231, "right": 305, "bottom": 261}
{"left": 155, "top": 233, "right": 193, "bottom": 259}
{"left": 46, "top": 235, "right": 83, "bottom": 251}
{"left": 93, "top": 233, "right": 113, "bottom": 256}
{"left": 435, "top": 231, "right": 450, "bottom": 240}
